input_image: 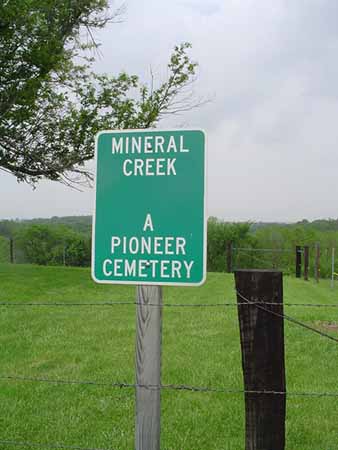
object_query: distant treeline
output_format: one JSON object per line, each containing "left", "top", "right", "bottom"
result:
{"left": 1, "top": 216, "right": 338, "bottom": 277}
{"left": 0, "top": 219, "right": 91, "bottom": 266}
{"left": 208, "top": 217, "right": 338, "bottom": 277}
{"left": 0, "top": 215, "right": 92, "bottom": 237}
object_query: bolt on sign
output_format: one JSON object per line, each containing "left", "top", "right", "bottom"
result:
{"left": 92, "top": 129, "right": 206, "bottom": 286}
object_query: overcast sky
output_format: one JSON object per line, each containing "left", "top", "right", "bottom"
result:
{"left": 2, "top": 0, "right": 338, "bottom": 222}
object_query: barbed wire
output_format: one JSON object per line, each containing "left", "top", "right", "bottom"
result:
{"left": 2, "top": 261, "right": 338, "bottom": 450}
{"left": 1, "top": 375, "right": 338, "bottom": 397}
{"left": 0, "top": 301, "right": 338, "bottom": 308}
{"left": 236, "top": 291, "right": 338, "bottom": 343}
{"left": 0, "top": 301, "right": 136, "bottom": 307}
{"left": 232, "top": 250, "right": 288, "bottom": 268}
{"left": 234, "top": 252, "right": 289, "bottom": 263}
{"left": 1, "top": 287, "right": 338, "bottom": 450}
{"left": 0, "top": 439, "right": 111, "bottom": 450}
{"left": 232, "top": 252, "right": 292, "bottom": 274}
{"left": 233, "top": 247, "right": 293, "bottom": 253}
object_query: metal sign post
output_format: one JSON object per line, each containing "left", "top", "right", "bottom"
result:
{"left": 92, "top": 129, "right": 206, "bottom": 450}
{"left": 135, "top": 285, "right": 162, "bottom": 450}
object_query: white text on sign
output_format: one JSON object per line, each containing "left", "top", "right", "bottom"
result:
{"left": 101, "top": 214, "right": 194, "bottom": 280}
{"left": 112, "top": 134, "right": 189, "bottom": 177}
{"left": 112, "top": 135, "right": 189, "bottom": 155}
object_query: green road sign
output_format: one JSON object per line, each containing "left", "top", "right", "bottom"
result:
{"left": 92, "top": 129, "right": 206, "bottom": 286}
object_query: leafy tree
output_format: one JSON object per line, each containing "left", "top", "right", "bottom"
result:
{"left": 15, "top": 224, "right": 57, "bottom": 265}
{"left": 65, "top": 236, "right": 91, "bottom": 266}
{"left": 0, "top": 219, "right": 16, "bottom": 238}
{"left": 0, "top": 0, "right": 198, "bottom": 186}
{"left": 0, "top": 235, "right": 9, "bottom": 263}
{"left": 207, "top": 218, "right": 253, "bottom": 272}
{"left": 15, "top": 223, "right": 90, "bottom": 266}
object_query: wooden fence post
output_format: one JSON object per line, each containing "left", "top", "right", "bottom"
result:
{"left": 303, "top": 246, "right": 309, "bottom": 281}
{"left": 226, "top": 241, "right": 233, "bottom": 273}
{"left": 295, "top": 246, "right": 301, "bottom": 278}
{"left": 135, "top": 285, "right": 162, "bottom": 450}
{"left": 234, "top": 270, "right": 286, "bottom": 450}
{"left": 9, "top": 238, "right": 14, "bottom": 264}
{"left": 314, "top": 243, "right": 320, "bottom": 283}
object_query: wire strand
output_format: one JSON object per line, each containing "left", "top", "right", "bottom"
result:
{"left": 236, "top": 291, "right": 338, "bottom": 343}
{"left": 233, "top": 247, "right": 293, "bottom": 253}
{"left": 1, "top": 375, "right": 338, "bottom": 397}
{"left": 1, "top": 301, "right": 338, "bottom": 308}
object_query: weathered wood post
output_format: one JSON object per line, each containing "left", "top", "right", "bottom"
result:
{"left": 303, "top": 245, "right": 309, "bottom": 281}
{"left": 135, "top": 285, "right": 162, "bottom": 450}
{"left": 234, "top": 270, "right": 286, "bottom": 450}
{"left": 295, "top": 245, "right": 302, "bottom": 278}
{"left": 314, "top": 243, "right": 320, "bottom": 283}
{"left": 9, "top": 238, "right": 14, "bottom": 263}
{"left": 226, "top": 241, "right": 233, "bottom": 273}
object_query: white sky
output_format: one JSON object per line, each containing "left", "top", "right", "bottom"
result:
{"left": 1, "top": 0, "right": 338, "bottom": 222}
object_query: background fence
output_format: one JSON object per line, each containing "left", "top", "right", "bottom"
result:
{"left": 230, "top": 244, "right": 337, "bottom": 281}
{"left": 1, "top": 235, "right": 338, "bottom": 283}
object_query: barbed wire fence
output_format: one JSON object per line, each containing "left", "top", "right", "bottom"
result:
{"left": 3, "top": 237, "right": 338, "bottom": 279}
{"left": 1, "top": 284, "right": 338, "bottom": 449}
{"left": 230, "top": 244, "right": 338, "bottom": 283}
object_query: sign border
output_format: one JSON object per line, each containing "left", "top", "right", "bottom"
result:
{"left": 91, "top": 128, "right": 207, "bottom": 286}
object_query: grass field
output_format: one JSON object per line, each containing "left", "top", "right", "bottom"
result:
{"left": 0, "top": 263, "right": 337, "bottom": 449}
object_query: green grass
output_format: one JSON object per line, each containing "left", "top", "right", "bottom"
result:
{"left": 0, "top": 264, "right": 337, "bottom": 449}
